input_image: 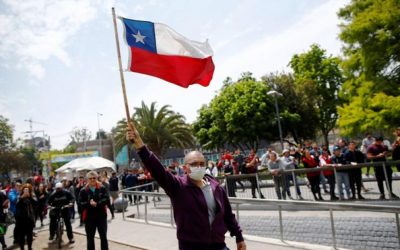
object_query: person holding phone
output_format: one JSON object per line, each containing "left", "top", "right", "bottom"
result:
{"left": 15, "top": 184, "right": 36, "bottom": 250}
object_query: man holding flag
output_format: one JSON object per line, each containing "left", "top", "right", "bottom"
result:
{"left": 126, "top": 127, "right": 246, "bottom": 250}
{"left": 114, "top": 10, "right": 244, "bottom": 249}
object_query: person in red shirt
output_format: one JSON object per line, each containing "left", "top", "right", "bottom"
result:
{"left": 319, "top": 148, "right": 338, "bottom": 200}
{"left": 244, "top": 149, "right": 265, "bottom": 199}
{"left": 302, "top": 149, "right": 323, "bottom": 201}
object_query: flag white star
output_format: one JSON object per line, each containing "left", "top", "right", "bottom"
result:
{"left": 132, "top": 31, "right": 146, "bottom": 44}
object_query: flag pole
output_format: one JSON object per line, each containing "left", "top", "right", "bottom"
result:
{"left": 111, "top": 7, "right": 134, "bottom": 128}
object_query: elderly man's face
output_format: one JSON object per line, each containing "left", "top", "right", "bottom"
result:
{"left": 184, "top": 152, "right": 205, "bottom": 174}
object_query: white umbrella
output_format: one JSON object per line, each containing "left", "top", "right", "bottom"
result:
{"left": 55, "top": 157, "right": 90, "bottom": 173}
{"left": 56, "top": 157, "right": 115, "bottom": 173}
{"left": 74, "top": 156, "right": 116, "bottom": 172}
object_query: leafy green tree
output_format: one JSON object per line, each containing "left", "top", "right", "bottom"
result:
{"left": 289, "top": 44, "right": 343, "bottom": 146}
{"left": 193, "top": 76, "right": 276, "bottom": 150}
{"left": 337, "top": 0, "right": 400, "bottom": 136}
{"left": 0, "top": 115, "right": 14, "bottom": 152}
{"left": 261, "top": 73, "right": 319, "bottom": 144}
{"left": 113, "top": 102, "right": 195, "bottom": 158}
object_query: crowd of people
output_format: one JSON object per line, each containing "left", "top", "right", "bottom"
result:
{"left": 0, "top": 169, "right": 116, "bottom": 250}
{"left": 164, "top": 128, "right": 400, "bottom": 201}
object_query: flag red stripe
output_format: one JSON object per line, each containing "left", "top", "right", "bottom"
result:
{"left": 129, "top": 47, "right": 215, "bottom": 88}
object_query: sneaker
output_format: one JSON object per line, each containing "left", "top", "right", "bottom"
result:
{"left": 49, "top": 235, "right": 54, "bottom": 241}
{"left": 358, "top": 195, "right": 365, "bottom": 200}
{"left": 69, "top": 239, "right": 75, "bottom": 244}
{"left": 379, "top": 194, "right": 385, "bottom": 200}
{"left": 298, "top": 195, "right": 304, "bottom": 200}
{"left": 331, "top": 196, "right": 339, "bottom": 201}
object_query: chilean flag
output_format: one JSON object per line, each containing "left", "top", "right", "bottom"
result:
{"left": 120, "top": 18, "right": 215, "bottom": 88}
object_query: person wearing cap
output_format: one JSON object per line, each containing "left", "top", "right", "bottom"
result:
{"left": 367, "top": 136, "right": 399, "bottom": 199}
{"left": 47, "top": 182, "right": 75, "bottom": 243}
{"left": 330, "top": 145, "right": 351, "bottom": 200}
{"left": 127, "top": 127, "right": 246, "bottom": 250}
{"left": 280, "top": 149, "right": 303, "bottom": 200}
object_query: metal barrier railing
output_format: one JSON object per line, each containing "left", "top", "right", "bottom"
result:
{"left": 119, "top": 160, "right": 400, "bottom": 247}
{"left": 119, "top": 189, "right": 400, "bottom": 249}
{"left": 220, "top": 160, "right": 400, "bottom": 200}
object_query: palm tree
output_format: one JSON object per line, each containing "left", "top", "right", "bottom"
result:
{"left": 113, "top": 101, "right": 195, "bottom": 158}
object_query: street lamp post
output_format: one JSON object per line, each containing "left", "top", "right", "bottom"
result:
{"left": 97, "top": 112, "right": 103, "bottom": 157}
{"left": 267, "top": 90, "right": 284, "bottom": 151}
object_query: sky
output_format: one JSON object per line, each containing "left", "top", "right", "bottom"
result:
{"left": 0, "top": 0, "right": 349, "bottom": 150}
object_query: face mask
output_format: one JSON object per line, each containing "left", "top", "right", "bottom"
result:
{"left": 189, "top": 166, "right": 206, "bottom": 181}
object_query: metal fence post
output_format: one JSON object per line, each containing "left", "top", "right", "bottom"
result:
{"left": 396, "top": 213, "right": 400, "bottom": 248}
{"left": 330, "top": 209, "right": 337, "bottom": 249}
{"left": 236, "top": 203, "right": 240, "bottom": 222}
{"left": 382, "top": 162, "right": 392, "bottom": 199}
{"left": 292, "top": 171, "right": 299, "bottom": 200}
{"left": 278, "top": 205, "right": 283, "bottom": 241}
{"left": 122, "top": 191, "right": 125, "bottom": 220}
{"left": 136, "top": 192, "right": 140, "bottom": 218}
{"left": 144, "top": 194, "right": 148, "bottom": 224}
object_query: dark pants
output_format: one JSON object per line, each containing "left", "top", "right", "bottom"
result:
{"left": 50, "top": 209, "right": 73, "bottom": 240}
{"left": 326, "top": 175, "right": 336, "bottom": 199}
{"left": 307, "top": 175, "right": 321, "bottom": 200}
{"left": 285, "top": 174, "right": 301, "bottom": 196}
{"left": 226, "top": 178, "right": 236, "bottom": 197}
{"left": 349, "top": 169, "right": 362, "bottom": 197}
{"left": 248, "top": 175, "right": 264, "bottom": 198}
{"left": 35, "top": 204, "right": 45, "bottom": 224}
{"left": 374, "top": 165, "right": 393, "bottom": 195}
{"left": 85, "top": 218, "right": 108, "bottom": 250}
{"left": 16, "top": 220, "right": 34, "bottom": 250}
{"left": 273, "top": 175, "right": 286, "bottom": 200}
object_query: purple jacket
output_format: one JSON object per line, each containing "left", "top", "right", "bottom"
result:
{"left": 137, "top": 146, "right": 243, "bottom": 249}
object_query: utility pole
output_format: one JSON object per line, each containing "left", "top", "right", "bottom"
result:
{"left": 97, "top": 113, "right": 103, "bottom": 157}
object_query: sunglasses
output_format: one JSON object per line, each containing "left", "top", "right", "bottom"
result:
{"left": 88, "top": 177, "right": 97, "bottom": 180}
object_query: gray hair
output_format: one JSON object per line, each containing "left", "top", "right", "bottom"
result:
{"left": 184, "top": 151, "right": 205, "bottom": 164}
{"left": 86, "top": 170, "right": 98, "bottom": 178}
